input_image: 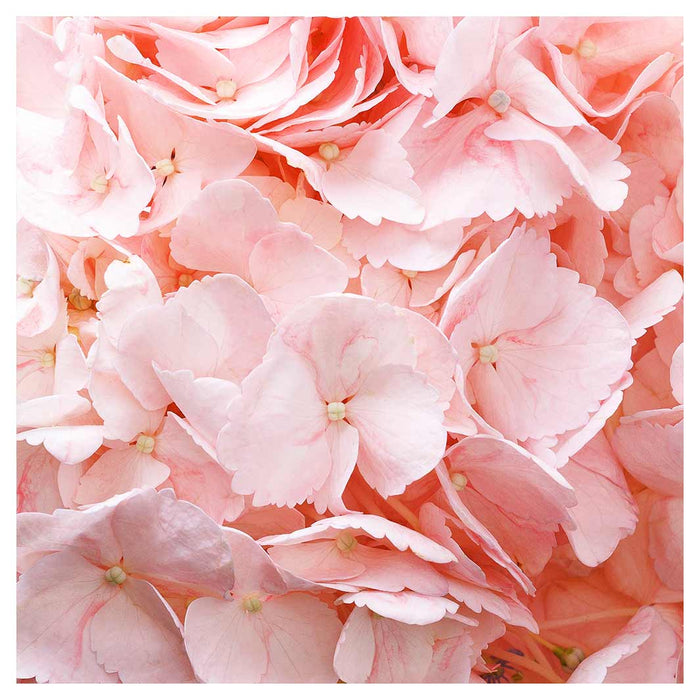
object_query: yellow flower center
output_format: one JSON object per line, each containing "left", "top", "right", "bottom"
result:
{"left": 39, "top": 351, "right": 55, "bottom": 368}
{"left": 487, "top": 89, "right": 511, "bottom": 114}
{"left": 450, "top": 472, "right": 468, "bottom": 491}
{"left": 68, "top": 287, "right": 93, "bottom": 310}
{"left": 90, "top": 174, "right": 109, "bottom": 194}
{"left": 215, "top": 79, "right": 237, "bottom": 100}
{"left": 16, "top": 277, "right": 36, "bottom": 297}
{"left": 154, "top": 158, "right": 176, "bottom": 178}
{"left": 318, "top": 142, "right": 341, "bottom": 162}
{"left": 401, "top": 269, "right": 418, "bottom": 279}
{"left": 104, "top": 565, "right": 127, "bottom": 585}
{"left": 577, "top": 38, "right": 597, "bottom": 59}
{"left": 241, "top": 594, "right": 263, "bottom": 613}
{"left": 335, "top": 532, "right": 358, "bottom": 552}
{"left": 478, "top": 344, "right": 499, "bottom": 365}
{"left": 135, "top": 434, "right": 156, "bottom": 454}
{"left": 327, "top": 401, "right": 346, "bottom": 421}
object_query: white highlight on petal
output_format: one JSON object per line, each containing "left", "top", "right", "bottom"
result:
{"left": 487, "top": 89, "right": 511, "bottom": 114}
{"left": 215, "top": 79, "right": 237, "bottom": 99}
{"left": 104, "top": 565, "right": 127, "bottom": 585}
{"left": 90, "top": 174, "right": 109, "bottom": 194}
{"left": 135, "top": 434, "right": 156, "bottom": 454}
{"left": 327, "top": 401, "right": 346, "bottom": 421}
{"left": 318, "top": 142, "right": 341, "bottom": 162}
{"left": 478, "top": 344, "right": 499, "bottom": 364}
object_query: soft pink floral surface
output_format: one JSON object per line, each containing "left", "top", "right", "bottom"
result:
{"left": 16, "top": 16, "right": 683, "bottom": 683}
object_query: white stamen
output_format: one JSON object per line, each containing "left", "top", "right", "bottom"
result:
{"left": 327, "top": 401, "right": 346, "bottom": 421}
{"left": 241, "top": 594, "right": 263, "bottom": 613}
{"left": 478, "top": 344, "right": 499, "bottom": 365}
{"left": 104, "top": 565, "right": 127, "bottom": 585}
{"left": 135, "top": 434, "right": 156, "bottom": 454}
{"left": 318, "top": 142, "right": 340, "bottom": 162}
{"left": 487, "top": 89, "right": 511, "bottom": 114}
{"left": 577, "top": 38, "right": 597, "bottom": 59}
{"left": 336, "top": 531, "right": 358, "bottom": 552}
{"left": 40, "top": 351, "right": 55, "bottom": 368}
{"left": 450, "top": 472, "right": 468, "bottom": 491}
{"left": 90, "top": 174, "right": 109, "bottom": 194}
{"left": 401, "top": 269, "right": 418, "bottom": 279}
{"left": 215, "top": 79, "right": 237, "bottom": 99}
{"left": 154, "top": 158, "right": 176, "bottom": 177}
{"left": 68, "top": 287, "right": 92, "bottom": 310}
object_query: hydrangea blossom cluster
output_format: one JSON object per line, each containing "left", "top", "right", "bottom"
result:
{"left": 17, "top": 16, "right": 683, "bottom": 684}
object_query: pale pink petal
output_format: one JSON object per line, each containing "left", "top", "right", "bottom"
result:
{"left": 431, "top": 17, "right": 499, "bottom": 120}
{"left": 321, "top": 129, "right": 424, "bottom": 226}
{"left": 75, "top": 445, "right": 171, "bottom": 505}
{"left": 648, "top": 496, "right": 683, "bottom": 592}
{"left": 338, "top": 590, "right": 458, "bottom": 625}
{"left": 248, "top": 229, "right": 348, "bottom": 317}
{"left": 612, "top": 408, "right": 683, "bottom": 497}
{"left": 90, "top": 577, "right": 194, "bottom": 682}
{"left": 114, "top": 489, "right": 236, "bottom": 596}
{"left": 670, "top": 343, "right": 683, "bottom": 404}
{"left": 17, "top": 442, "right": 63, "bottom": 514}
{"left": 184, "top": 592, "right": 340, "bottom": 682}
{"left": 569, "top": 607, "right": 681, "bottom": 683}
{"left": 619, "top": 270, "right": 683, "bottom": 340}
{"left": 347, "top": 365, "right": 446, "bottom": 497}
{"left": 217, "top": 351, "right": 333, "bottom": 508}
{"left": 17, "top": 551, "right": 119, "bottom": 683}
{"left": 561, "top": 433, "right": 638, "bottom": 567}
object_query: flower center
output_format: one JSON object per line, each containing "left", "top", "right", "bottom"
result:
{"left": 16, "top": 277, "right": 36, "bottom": 297}
{"left": 401, "top": 269, "right": 418, "bottom": 279}
{"left": 327, "top": 401, "right": 346, "bottom": 421}
{"left": 553, "top": 646, "right": 585, "bottom": 672}
{"left": 154, "top": 158, "right": 176, "bottom": 178}
{"left": 241, "top": 594, "right": 263, "bottom": 613}
{"left": 576, "top": 38, "right": 597, "bottom": 59}
{"left": 177, "top": 273, "right": 194, "bottom": 288}
{"left": 487, "top": 89, "right": 511, "bottom": 114}
{"left": 90, "top": 174, "right": 109, "bottom": 194}
{"left": 135, "top": 434, "right": 156, "bottom": 454}
{"left": 215, "top": 79, "right": 237, "bottom": 100}
{"left": 68, "top": 287, "right": 93, "bottom": 310}
{"left": 104, "top": 565, "right": 127, "bottom": 585}
{"left": 39, "top": 351, "right": 55, "bottom": 368}
{"left": 336, "top": 532, "right": 358, "bottom": 552}
{"left": 318, "top": 142, "right": 341, "bottom": 162}
{"left": 478, "top": 344, "right": 499, "bottom": 364}
{"left": 450, "top": 472, "right": 468, "bottom": 491}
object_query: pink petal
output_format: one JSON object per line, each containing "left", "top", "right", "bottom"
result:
{"left": 322, "top": 129, "right": 424, "bottom": 226}
{"left": 90, "top": 577, "right": 194, "bottom": 682}
{"left": 347, "top": 364, "right": 446, "bottom": 497}
{"left": 17, "top": 551, "right": 119, "bottom": 683}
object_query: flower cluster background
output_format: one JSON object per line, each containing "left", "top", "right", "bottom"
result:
{"left": 16, "top": 16, "right": 683, "bottom": 684}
